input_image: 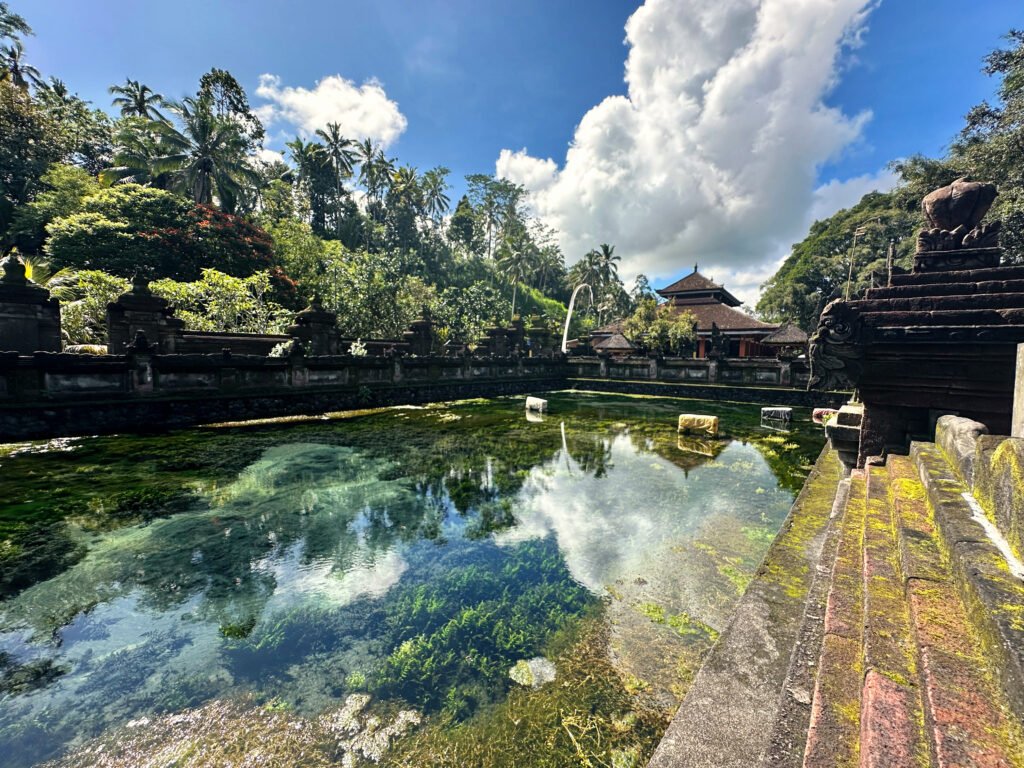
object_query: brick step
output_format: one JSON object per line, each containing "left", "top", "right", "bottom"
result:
{"left": 802, "top": 473, "right": 867, "bottom": 768}
{"left": 865, "top": 279, "right": 1024, "bottom": 300}
{"left": 890, "top": 452, "right": 1024, "bottom": 766}
{"left": 859, "top": 466, "right": 928, "bottom": 768}
{"left": 891, "top": 265, "right": 1024, "bottom": 287}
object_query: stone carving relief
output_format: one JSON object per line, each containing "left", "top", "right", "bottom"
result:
{"left": 808, "top": 299, "right": 863, "bottom": 392}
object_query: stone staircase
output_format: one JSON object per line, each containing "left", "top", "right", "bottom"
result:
{"left": 647, "top": 429, "right": 1024, "bottom": 768}
{"left": 800, "top": 446, "right": 1024, "bottom": 767}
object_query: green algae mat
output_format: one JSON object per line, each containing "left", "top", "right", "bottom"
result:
{"left": 0, "top": 392, "right": 824, "bottom": 767}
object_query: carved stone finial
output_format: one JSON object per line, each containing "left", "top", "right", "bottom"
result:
{"left": 1, "top": 254, "right": 28, "bottom": 285}
{"left": 130, "top": 274, "right": 152, "bottom": 295}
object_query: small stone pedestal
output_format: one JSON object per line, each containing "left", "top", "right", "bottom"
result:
{"left": 913, "top": 247, "right": 1001, "bottom": 273}
{"left": 0, "top": 256, "right": 61, "bottom": 353}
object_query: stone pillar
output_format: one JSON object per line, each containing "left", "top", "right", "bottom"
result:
{"left": 287, "top": 296, "right": 340, "bottom": 356}
{"left": 484, "top": 325, "right": 507, "bottom": 357}
{"left": 1013, "top": 344, "right": 1024, "bottom": 438}
{"left": 107, "top": 276, "right": 184, "bottom": 354}
{"left": 0, "top": 255, "right": 61, "bottom": 353}
{"left": 402, "top": 314, "right": 434, "bottom": 356}
{"left": 707, "top": 359, "right": 718, "bottom": 383}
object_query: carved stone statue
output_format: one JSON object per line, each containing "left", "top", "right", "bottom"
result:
{"left": 808, "top": 299, "right": 863, "bottom": 391}
{"left": 922, "top": 177, "right": 997, "bottom": 232}
{"left": 915, "top": 178, "right": 1001, "bottom": 271}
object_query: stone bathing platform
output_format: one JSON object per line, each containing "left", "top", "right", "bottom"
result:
{"left": 647, "top": 415, "right": 1024, "bottom": 768}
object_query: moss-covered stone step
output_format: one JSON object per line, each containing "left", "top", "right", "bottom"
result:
{"left": 887, "top": 455, "right": 946, "bottom": 584}
{"left": 859, "top": 466, "right": 928, "bottom": 768}
{"left": 803, "top": 472, "right": 866, "bottom": 768}
{"left": 907, "top": 578, "right": 1024, "bottom": 766}
{"left": 911, "top": 441, "right": 1024, "bottom": 721}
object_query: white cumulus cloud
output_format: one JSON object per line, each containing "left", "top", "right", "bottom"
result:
{"left": 255, "top": 73, "right": 408, "bottom": 148}
{"left": 497, "top": 0, "right": 883, "bottom": 305}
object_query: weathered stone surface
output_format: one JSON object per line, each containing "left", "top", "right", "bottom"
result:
{"left": 887, "top": 455, "right": 947, "bottom": 584}
{"left": 908, "top": 578, "right": 1024, "bottom": 767}
{"left": 935, "top": 414, "right": 989, "bottom": 486}
{"left": 802, "top": 634, "right": 861, "bottom": 768}
{"left": 859, "top": 671, "right": 927, "bottom": 768}
{"left": 974, "top": 434, "right": 1024, "bottom": 558}
{"left": 863, "top": 468, "right": 917, "bottom": 688}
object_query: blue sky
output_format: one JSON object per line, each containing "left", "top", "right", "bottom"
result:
{"left": 20, "top": 0, "right": 1024, "bottom": 300}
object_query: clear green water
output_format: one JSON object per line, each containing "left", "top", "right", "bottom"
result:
{"left": 0, "top": 392, "right": 823, "bottom": 767}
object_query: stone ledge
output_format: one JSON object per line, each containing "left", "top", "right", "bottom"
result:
{"left": 935, "top": 414, "right": 989, "bottom": 486}
{"left": 911, "top": 442, "right": 1024, "bottom": 721}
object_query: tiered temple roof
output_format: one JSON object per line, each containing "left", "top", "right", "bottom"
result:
{"left": 657, "top": 267, "right": 776, "bottom": 334}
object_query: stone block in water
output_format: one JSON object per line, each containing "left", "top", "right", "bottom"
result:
{"left": 678, "top": 414, "right": 719, "bottom": 437}
{"left": 813, "top": 408, "right": 838, "bottom": 424}
{"left": 761, "top": 407, "right": 792, "bottom": 421}
{"left": 525, "top": 396, "right": 548, "bottom": 413}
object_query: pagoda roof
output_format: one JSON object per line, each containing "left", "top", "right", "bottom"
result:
{"left": 656, "top": 267, "right": 742, "bottom": 307}
{"left": 665, "top": 301, "right": 777, "bottom": 334}
{"left": 762, "top": 322, "right": 809, "bottom": 345}
{"left": 592, "top": 332, "right": 636, "bottom": 351}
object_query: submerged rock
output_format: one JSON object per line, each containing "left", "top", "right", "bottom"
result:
{"left": 509, "top": 657, "right": 557, "bottom": 688}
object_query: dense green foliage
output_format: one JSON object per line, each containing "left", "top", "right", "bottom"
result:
{"left": 759, "top": 30, "right": 1024, "bottom": 329}
{"left": 623, "top": 297, "right": 698, "bottom": 356}
{"left": 0, "top": 4, "right": 642, "bottom": 347}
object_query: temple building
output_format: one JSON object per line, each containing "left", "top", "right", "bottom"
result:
{"left": 656, "top": 266, "right": 792, "bottom": 358}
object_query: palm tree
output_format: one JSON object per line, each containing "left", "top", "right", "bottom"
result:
{"left": 102, "top": 117, "right": 166, "bottom": 187}
{"left": 108, "top": 78, "right": 165, "bottom": 120}
{"left": 153, "top": 97, "right": 259, "bottom": 212}
{"left": 497, "top": 232, "right": 538, "bottom": 321}
{"left": 421, "top": 166, "right": 451, "bottom": 224}
{"left": 594, "top": 243, "right": 620, "bottom": 288}
{"left": 0, "top": 3, "right": 31, "bottom": 43}
{"left": 355, "top": 139, "right": 379, "bottom": 194}
{"left": 315, "top": 122, "right": 357, "bottom": 183}
{"left": 0, "top": 40, "right": 41, "bottom": 89}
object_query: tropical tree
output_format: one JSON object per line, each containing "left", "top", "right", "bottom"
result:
{"left": 108, "top": 78, "right": 165, "bottom": 120}
{"left": 0, "top": 3, "right": 30, "bottom": 43}
{"left": 0, "top": 40, "right": 41, "bottom": 90}
{"left": 496, "top": 226, "right": 538, "bottom": 320}
{"left": 315, "top": 122, "right": 356, "bottom": 185}
{"left": 593, "top": 243, "right": 620, "bottom": 288}
{"left": 421, "top": 166, "right": 451, "bottom": 224}
{"left": 154, "top": 96, "right": 259, "bottom": 213}
{"left": 198, "top": 68, "right": 264, "bottom": 151}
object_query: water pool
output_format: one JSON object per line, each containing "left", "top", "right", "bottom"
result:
{"left": 0, "top": 392, "right": 823, "bottom": 767}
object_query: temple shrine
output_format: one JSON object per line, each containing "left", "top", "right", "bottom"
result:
{"left": 656, "top": 267, "right": 790, "bottom": 358}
